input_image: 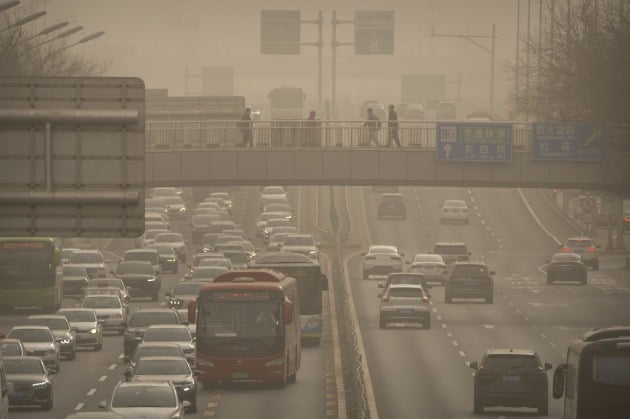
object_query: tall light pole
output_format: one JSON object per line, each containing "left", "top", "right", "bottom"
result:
{"left": 18, "top": 25, "right": 82, "bottom": 56}
{"left": 0, "top": 10, "right": 46, "bottom": 33}
{"left": 0, "top": 0, "right": 20, "bottom": 13}
{"left": 431, "top": 24, "right": 497, "bottom": 111}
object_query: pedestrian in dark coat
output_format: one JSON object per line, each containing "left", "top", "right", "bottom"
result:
{"left": 239, "top": 108, "right": 253, "bottom": 147}
{"left": 387, "top": 104, "right": 401, "bottom": 147}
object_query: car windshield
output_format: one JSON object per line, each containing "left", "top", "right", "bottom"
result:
{"left": 262, "top": 186, "right": 285, "bottom": 195}
{"left": 388, "top": 288, "right": 423, "bottom": 298}
{"left": 193, "top": 214, "right": 217, "bottom": 225}
{"left": 155, "top": 233, "right": 183, "bottom": 243}
{"left": 265, "top": 204, "right": 291, "bottom": 212}
{"left": 84, "top": 287, "right": 120, "bottom": 297}
{"left": 63, "top": 266, "right": 87, "bottom": 276}
{"left": 61, "top": 249, "right": 75, "bottom": 259}
{"left": 143, "top": 328, "right": 191, "bottom": 342}
{"left": 60, "top": 310, "right": 96, "bottom": 322}
{"left": 284, "top": 236, "right": 315, "bottom": 246}
{"left": 82, "top": 297, "right": 121, "bottom": 309}
{"left": 4, "top": 358, "right": 45, "bottom": 375}
{"left": 198, "top": 259, "right": 230, "bottom": 268}
{"left": 552, "top": 253, "right": 581, "bottom": 262}
{"left": 193, "top": 267, "right": 228, "bottom": 279}
{"left": 566, "top": 239, "right": 593, "bottom": 248}
{"left": 135, "top": 358, "right": 190, "bottom": 375}
{"left": 370, "top": 246, "right": 396, "bottom": 254}
{"left": 70, "top": 252, "right": 103, "bottom": 264}
{"left": 450, "top": 265, "right": 489, "bottom": 278}
{"left": 111, "top": 386, "right": 177, "bottom": 408}
{"left": 389, "top": 275, "right": 423, "bottom": 286}
{"left": 153, "top": 188, "right": 177, "bottom": 197}
{"left": 28, "top": 318, "right": 68, "bottom": 330}
{"left": 8, "top": 329, "right": 52, "bottom": 343}
{"left": 174, "top": 283, "right": 205, "bottom": 295}
{"left": 87, "top": 279, "right": 124, "bottom": 289}
{"left": 444, "top": 200, "right": 467, "bottom": 207}
{"left": 148, "top": 244, "right": 175, "bottom": 256}
{"left": 162, "top": 197, "right": 183, "bottom": 205}
{"left": 144, "top": 230, "right": 167, "bottom": 240}
{"left": 413, "top": 254, "right": 443, "bottom": 263}
{"left": 483, "top": 355, "right": 539, "bottom": 371}
{"left": 117, "top": 263, "right": 153, "bottom": 275}
{"left": 267, "top": 219, "right": 291, "bottom": 227}
{"left": 434, "top": 245, "right": 468, "bottom": 255}
{"left": 129, "top": 312, "right": 178, "bottom": 328}
{"left": 210, "top": 193, "right": 230, "bottom": 200}
{"left": 132, "top": 346, "right": 182, "bottom": 363}
{"left": 125, "top": 252, "right": 156, "bottom": 263}
{"left": 0, "top": 342, "right": 22, "bottom": 356}
{"left": 223, "top": 251, "right": 250, "bottom": 264}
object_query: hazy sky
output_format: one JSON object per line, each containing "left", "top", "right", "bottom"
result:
{"left": 22, "top": 0, "right": 539, "bottom": 116}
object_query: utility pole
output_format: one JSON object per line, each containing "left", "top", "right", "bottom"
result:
{"left": 299, "top": 11, "right": 324, "bottom": 113}
{"left": 431, "top": 24, "right": 497, "bottom": 111}
{"left": 516, "top": 0, "right": 521, "bottom": 118}
{"left": 330, "top": 10, "right": 354, "bottom": 118}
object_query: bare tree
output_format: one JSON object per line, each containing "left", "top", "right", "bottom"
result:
{"left": 0, "top": 11, "right": 108, "bottom": 76}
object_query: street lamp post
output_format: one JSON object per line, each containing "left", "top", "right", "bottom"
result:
{"left": 0, "top": 0, "right": 20, "bottom": 13}
{"left": 17, "top": 25, "right": 83, "bottom": 56}
{"left": 49, "top": 30, "right": 104, "bottom": 54}
{"left": 24, "top": 21, "right": 68, "bottom": 41}
{"left": 431, "top": 24, "right": 497, "bottom": 111}
{"left": 0, "top": 10, "right": 46, "bottom": 33}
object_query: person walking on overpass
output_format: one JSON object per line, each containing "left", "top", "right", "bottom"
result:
{"left": 386, "top": 104, "right": 401, "bottom": 147}
{"left": 238, "top": 107, "right": 253, "bottom": 147}
{"left": 363, "top": 107, "right": 381, "bottom": 147}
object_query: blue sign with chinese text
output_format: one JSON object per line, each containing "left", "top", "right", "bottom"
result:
{"left": 436, "top": 123, "right": 513, "bottom": 162}
{"left": 531, "top": 123, "right": 607, "bottom": 160}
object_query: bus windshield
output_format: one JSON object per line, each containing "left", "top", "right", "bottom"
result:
{"left": 198, "top": 300, "right": 281, "bottom": 339}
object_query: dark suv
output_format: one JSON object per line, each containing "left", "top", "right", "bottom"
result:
{"left": 377, "top": 193, "right": 406, "bottom": 219}
{"left": 470, "top": 349, "right": 552, "bottom": 415}
{"left": 432, "top": 242, "right": 471, "bottom": 266}
{"left": 445, "top": 262, "right": 494, "bottom": 303}
{"left": 123, "top": 308, "right": 181, "bottom": 357}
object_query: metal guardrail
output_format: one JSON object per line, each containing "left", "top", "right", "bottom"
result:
{"left": 146, "top": 120, "right": 533, "bottom": 150}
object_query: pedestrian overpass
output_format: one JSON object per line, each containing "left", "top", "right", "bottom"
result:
{"left": 145, "top": 121, "right": 627, "bottom": 191}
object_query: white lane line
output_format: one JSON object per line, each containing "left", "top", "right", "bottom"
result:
{"left": 117, "top": 354, "right": 124, "bottom": 359}
{"left": 108, "top": 363, "right": 117, "bottom": 370}
{"left": 432, "top": 307, "right": 438, "bottom": 312}
{"left": 74, "top": 403, "right": 85, "bottom": 411}
{"left": 207, "top": 402, "right": 219, "bottom": 408}
{"left": 98, "top": 376, "right": 107, "bottom": 382}
{"left": 452, "top": 341, "right": 459, "bottom": 347}
{"left": 485, "top": 226, "right": 491, "bottom": 231}
{"left": 523, "top": 315, "right": 529, "bottom": 321}
{"left": 459, "top": 350, "right": 466, "bottom": 357}
{"left": 541, "top": 333, "right": 547, "bottom": 339}
{"left": 446, "top": 331, "right": 453, "bottom": 337}
{"left": 480, "top": 219, "right": 486, "bottom": 225}
{"left": 550, "top": 342, "right": 557, "bottom": 348}
{"left": 517, "top": 188, "right": 561, "bottom": 245}
{"left": 86, "top": 388, "right": 97, "bottom": 396}
{"left": 441, "top": 323, "right": 448, "bottom": 329}
{"left": 436, "top": 315, "right": 442, "bottom": 321}
{"left": 508, "top": 302, "right": 514, "bottom": 306}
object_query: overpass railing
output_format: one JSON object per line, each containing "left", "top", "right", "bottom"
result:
{"left": 146, "top": 120, "right": 533, "bottom": 150}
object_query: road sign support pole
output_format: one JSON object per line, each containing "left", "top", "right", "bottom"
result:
{"left": 431, "top": 25, "right": 497, "bottom": 111}
{"left": 317, "top": 10, "right": 323, "bottom": 113}
{"left": 330, "top": 10, "right": 355, "bottom": 119}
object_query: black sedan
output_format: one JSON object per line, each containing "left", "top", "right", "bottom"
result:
{"left": 4, "top": 356, "right": 54, "bottom": 410}
{"left": 546, "top": 252, "right": 587, "bottom": 285}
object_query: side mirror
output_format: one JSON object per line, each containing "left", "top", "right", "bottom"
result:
{"left": 283, "top": 299, "right": 294, "bottom": 325}
{"left": 489, "top": 270, "right": 495, "bottom": 275}
{"left": 47, "top": 368, "right": 56, "bottom": 375}
{"left": 552, "top": 363, "right": 567, "bottom": 399}
{"left": 123, "top": 355, "right": 130, "bottom": 364}
{"left": 98, "top": 400, "right": 107, "bottom": 409}
{"left": 97, "top": 319, "right": 105, "bottom": 325}
{"left": 165, "top": 291, "right": 172, "bottom": 298}
{"left": 545, "top": 362, "right": 553, "bottom": 371}
{"left": 469, "top": 361, "right": 478, "bottom": 370}
{"left": 193, "top": 369, "right": 202, "bottom": 377}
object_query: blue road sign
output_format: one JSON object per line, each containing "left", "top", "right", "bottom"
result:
{"left": 531, "top": 123, "right": 607, "bottom": 160}
{"left": 436, "top": 123, "right": 513, "bottom": 162}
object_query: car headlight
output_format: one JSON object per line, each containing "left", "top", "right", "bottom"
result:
{"left": 60, "top": 338, "right": 71, "bottom": 344}
{"left": 179, "top": 207, "right": 186, "bottom": 212}
{"left": 265, "top": 357, "right": 284, "bottom": 367}
{"left": 147, "top": 277, "right": 157, "bottom": 282}
{"left": 32, "top": 381, "right": 48, "bottom": 387}
{"left": 167, "top": 258, "right": 177, "bottom": 262}
{"left": 309, "top": 250, "right": 317, "bottom": 255}
{"left": 89, "top": 328, "right": 97, "bottom": 334}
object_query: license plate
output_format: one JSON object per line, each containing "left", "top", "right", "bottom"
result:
{"left": 231, "top": 372, "right": 248, "bottom": 379}
{"left": 502, "top": 375, "right": 520, "bottom": 383}
{"left": 398, "top": 309, "right": 413, "bottom": 314}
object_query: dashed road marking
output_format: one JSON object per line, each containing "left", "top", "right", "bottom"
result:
{"left": 441, "top": 323, "right": 448, "bottom": 329}
{"left": 108, "top": 363, "right": 117, "bottom": 370}
{"left": 446, "top": 331, "right": 453, "bottom": 337}
{"left": 452, "top": 341, "right": 459, "bottom": 347}
{"left": 98, "top": 376, "right": 107, "bottom": 382}
{"left": 87, "top": 388, "right": 97, "bottom": 396}
{"left": 74, "top": 403, "right": 84, "bottom": 411}
{"left": 459, "top": 350, "right": 466, "bottom": 357}
{"left": 541, "top": 333, "right": 547, "bottom": 339}
{"left": 117, "top": 354, "right": 124, "bottom": 359}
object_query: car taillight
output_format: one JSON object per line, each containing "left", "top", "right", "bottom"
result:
{"left": 587, "top": 246, "right": 596, "bottom": 253}
{"left": 561, "top": 247, "right": 570, "bottom": 253}
{"left": 625, "top": 216, "right": 630, "bottom": 222}
{"left": 422, "top": 296, "right": 429, "bottom": 303}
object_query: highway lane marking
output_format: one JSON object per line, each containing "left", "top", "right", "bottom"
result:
{"left": 446, "top": 331, "right": 453, "bottom": 337}
{"left": 441, "top": 323, "right": 448, "bottom": 329}
{"left": 452, "top": 341, "right": 459, "bottom": 347}
{"left": 207, "top": 402, "right": 219, "bottom": 408}
{"left": 508, "top": 302, "right": 514, "bottom": 306}
{"left": 541, "top": 333, "right": 547, "bottom": 339}
{"left": 98, "top": 376, "right": 107, "bottom": 382}
{"left": 86, "top": 388, "right": 97, "bottom": 396}
{"left": 74, "top": 403, "right": 84, "bottom": 411}
{"left": 117, "top": 354, "right": 123, "bottom": 359}
{"left": 517, "top": 188, "right": 561, "bottom": 245}
{"left": 523, "top": 315, "right": 529, "bottom": 321}
{"left": 203, "top": 411, "right": 216, "bottom": 417}
{"left": 550, "top": 342, "right": 557, "bottom": 348}
{"left": 108, "top": 363, "right": 117, "bottom": 370}
{"left": 436, "top": 315, "right": 442, "bottom": 320}
{"left": 458, "top": 350, "right": 466, "bottom": 357}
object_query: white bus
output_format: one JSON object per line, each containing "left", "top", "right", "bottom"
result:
{"left": 553, "top": 326, "right": 630, "bottom": 418}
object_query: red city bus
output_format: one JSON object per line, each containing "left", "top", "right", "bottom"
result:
{"left": 188, "top": 269, "right": 300, "bottom": 386}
